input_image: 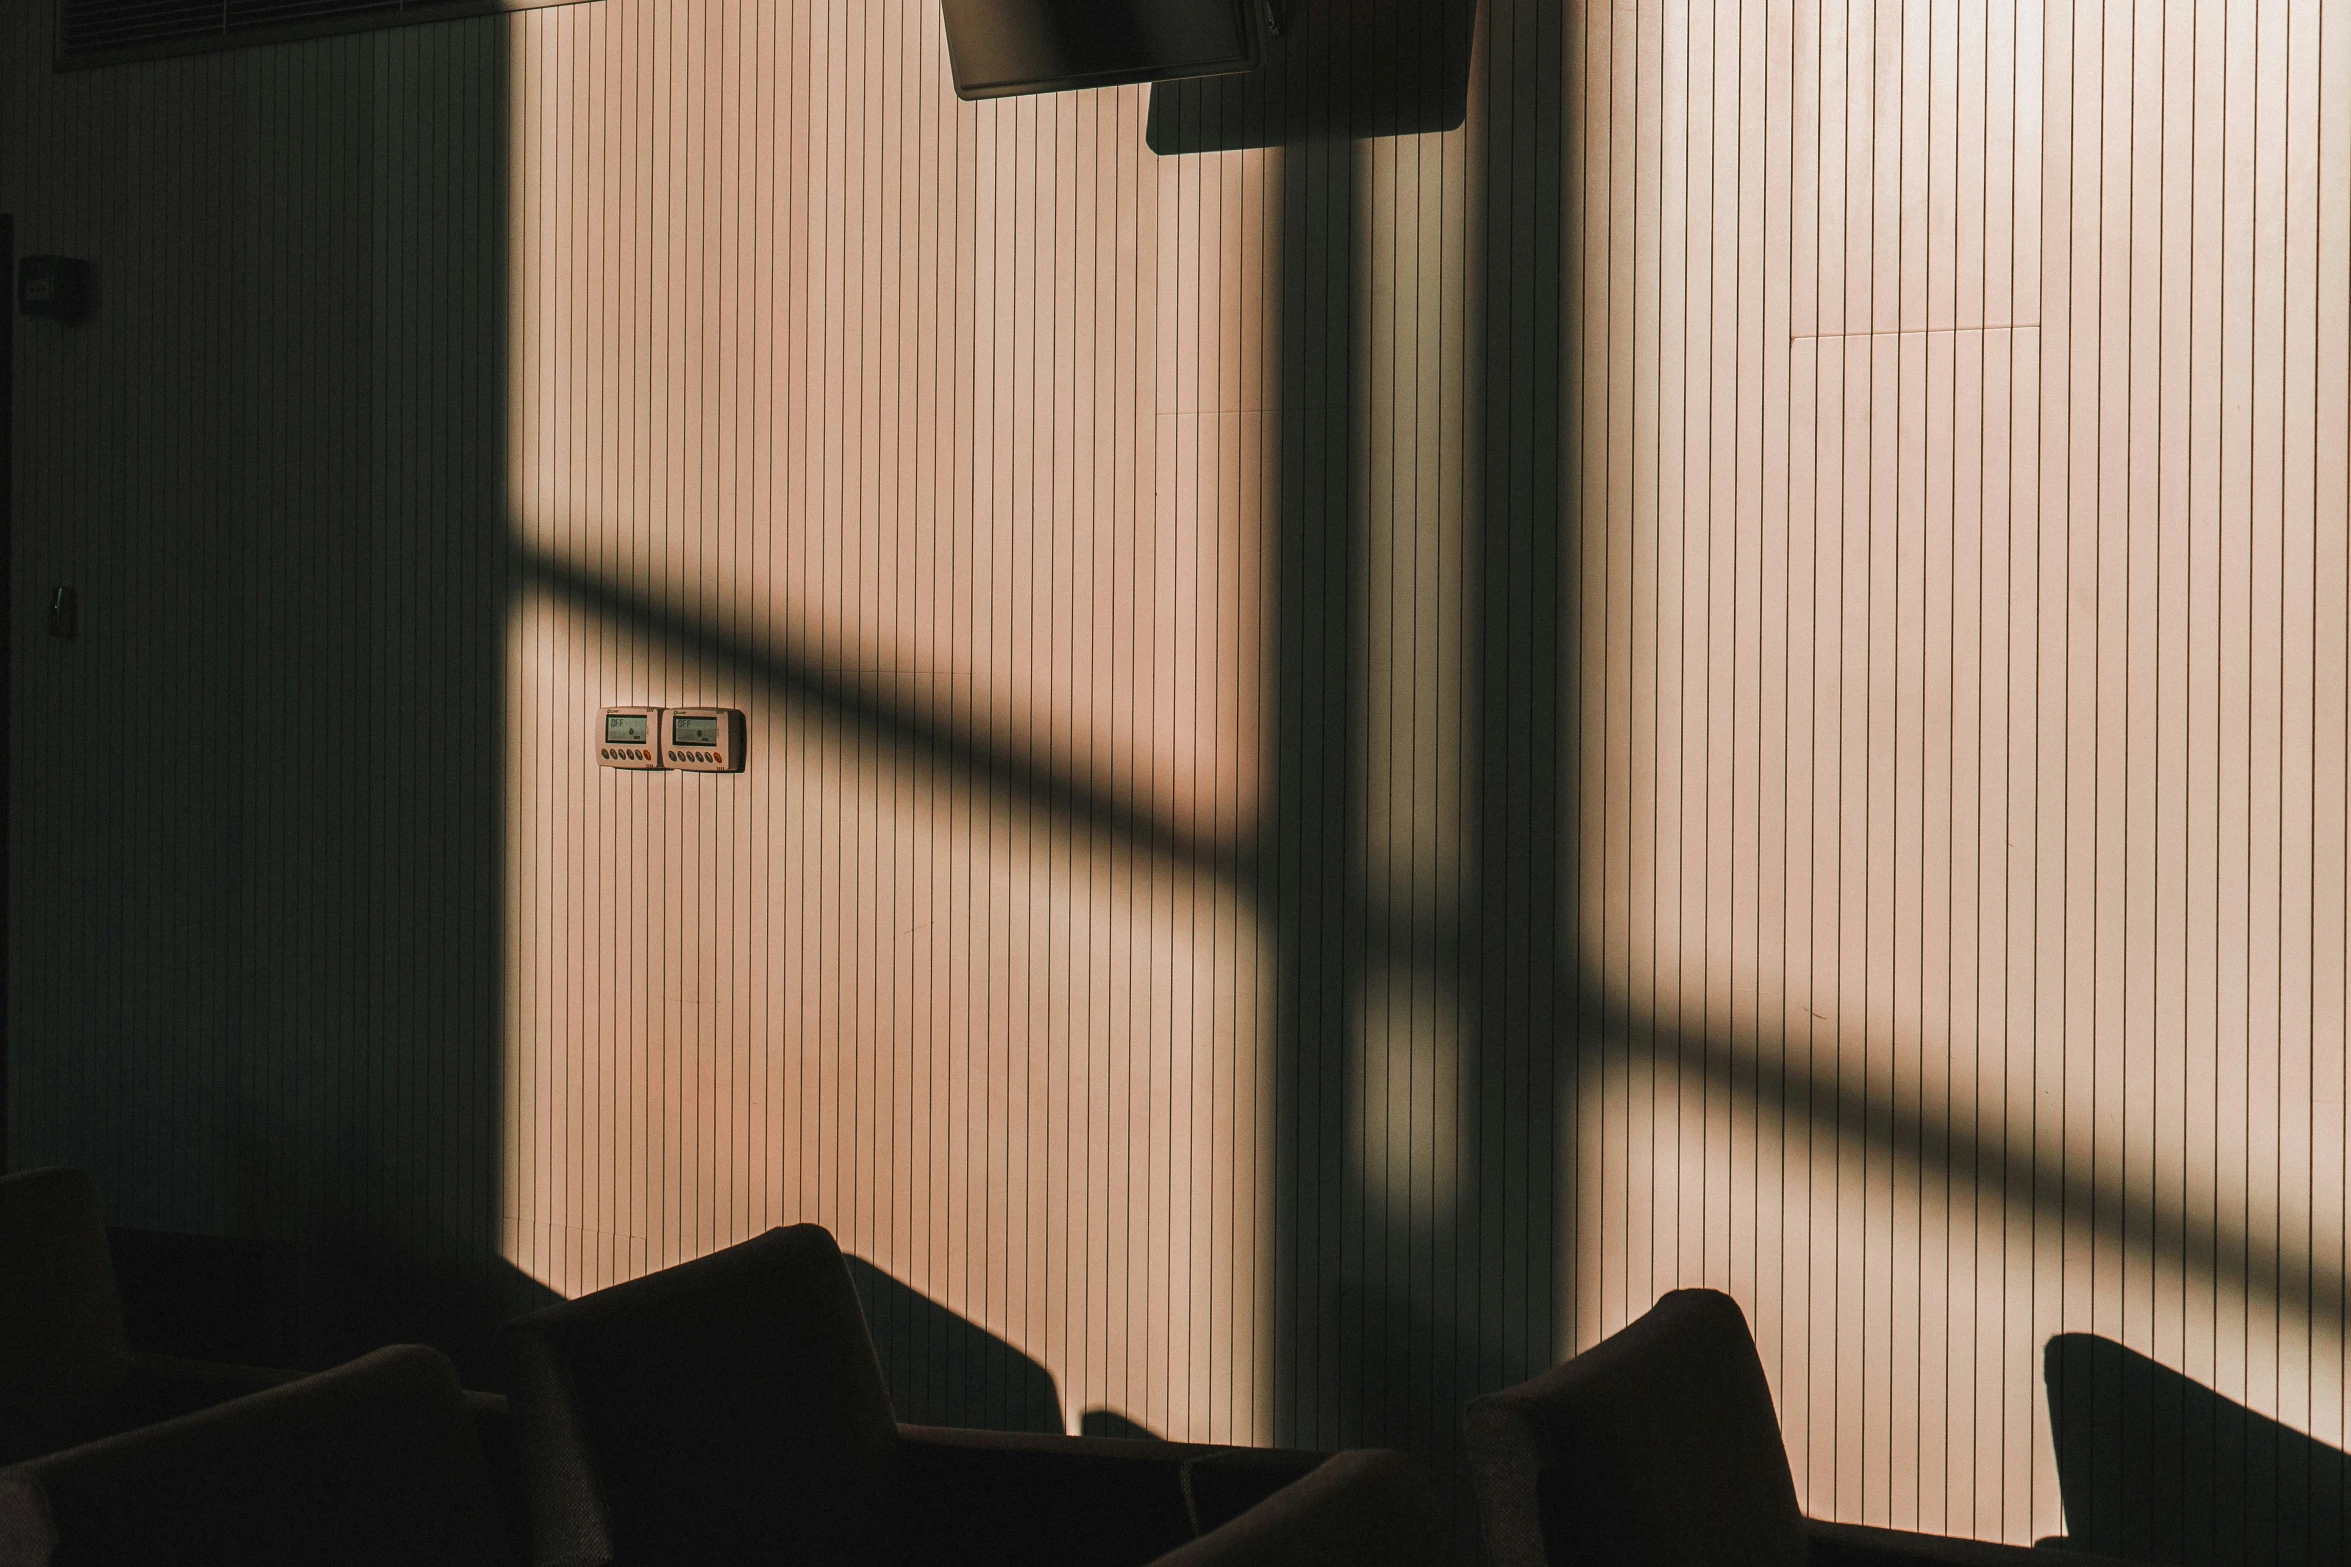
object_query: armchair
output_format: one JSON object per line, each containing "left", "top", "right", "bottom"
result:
{"left": 1145, "top": 1449, "right": 1446, "bottom": 1567}
{"left": 0, "top": 1168, "right": 296, "bottom": 1463}
{"left": 1464, "top": 1290, "right": 2140, "bottom": 1567}
{"left": 0, "top": 1344, "right": 514, "bottom": 1567}
{"left": 500, "top": 1224, "right": 1324, "bottom": 1567}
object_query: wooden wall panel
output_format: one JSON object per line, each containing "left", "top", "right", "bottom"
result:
{"left": 499, "top": 0, "right": 1280, "bottom": 1440}
{"left": 8, "top": 0, "right": 2351, "bottom": 1544}
{"left": 3, "top": 0, "right": 518, "bottom": 1361}
{"left": 1566, "top": 0, "right": 2351, "bottom": 1544}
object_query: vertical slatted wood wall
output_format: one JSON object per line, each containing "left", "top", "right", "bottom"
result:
{"left": 501, "top": 0, "right": 1283, "bottom": 1442}
{"left": 9, "top": 0, "right": 2351, "bottom": 1544}
{"left": 3, "top": 6, "right": 516, "bottom": 1350}
{"left": 1566, "top": 0, "right": 2351, "bottom": 1542}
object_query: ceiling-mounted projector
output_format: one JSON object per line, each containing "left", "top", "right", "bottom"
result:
{"left": 938, "top": 0, "right": 1268, "bottom": 101}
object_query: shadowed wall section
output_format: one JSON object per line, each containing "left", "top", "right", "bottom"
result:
{"left": 2, "top": 4, "right": 529, "bottom": 1373}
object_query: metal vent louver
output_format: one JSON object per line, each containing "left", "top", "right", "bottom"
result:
{"left": 54, "top": 0, "right": 565, "bottom": 68}
{"left": 59, "top": 0, "right": 225, "bottom": 55}
{"left": 224, "top": 0, "right": 400, "bottom": 30}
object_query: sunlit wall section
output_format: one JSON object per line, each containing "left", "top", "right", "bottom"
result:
{"left": 501, "top": 0, "right": 1279, "bottom": 1442}
{"left": 1566, "top": 0, "right": 2351, "bottom": 1546}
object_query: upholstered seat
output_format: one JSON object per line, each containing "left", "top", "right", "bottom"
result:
{"left": 0, "top": 1168, "right": 297, "bottom": 1464}
{"left": 1144, "top": 1449, "right": 1447, "bottom": 1567}
{"left": 501, "top": 1223, "right": 1324, "bottom": 1567}
{"left": 1465, "top": 1290, "right": 2139, "bottom": 1567}
{"left": 0, "top": 1344, "right": 514, "bottom": 1567}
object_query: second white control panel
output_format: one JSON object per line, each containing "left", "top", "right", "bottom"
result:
{"left": 597, "top": 707, "right": 745, "bottom": 773}
{"left": 662, "top": 707, "right": 745, "bottom": 773}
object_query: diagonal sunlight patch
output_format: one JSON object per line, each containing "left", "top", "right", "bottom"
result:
{"left": 500, "top": 578, "right": 1278, "bottom": 1443}
{"left": 498, "top": 0, "right": 1285, "bottom": 1444}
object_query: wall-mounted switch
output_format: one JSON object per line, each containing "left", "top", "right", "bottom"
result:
{"left": 597, "top": 706, "right": 663, "bottom": 768}
{"left": 19, "top": 257, "right": 92, "bottom": 323}
{"left": 47, "top": 587, "right": 78, "bottom": 639}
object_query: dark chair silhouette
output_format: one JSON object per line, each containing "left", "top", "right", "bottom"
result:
{"left": 500, "top": 1224, "right": 1323, "bottom": 1567}
{"left": 1144, "top": 1448, "right": 1447, "bottom": 1567}
{"left": 1465, "top": 1289, "right": 2138, "bottom": 1567}
{"left": 0, "top": 1167, "right": 297, "bottom": 1463}
{"left": 0, "top": 1344, "right": 515, "bottom": 1567}
{"left": 2046, "top": 1331, "right": 2351, "bottom": 1564}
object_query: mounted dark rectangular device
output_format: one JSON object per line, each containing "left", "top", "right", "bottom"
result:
{"left": 938, "top": 0, "right": 1262, "bottom": 101}
{"left": 1146, "top": 0, "right": 1474, "bottom": 153}
{"left": 18, "top": 257, "right": 91, "bottom": 324}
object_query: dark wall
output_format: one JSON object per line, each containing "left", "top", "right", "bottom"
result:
{"left": 2, "top": 7, "right": 526, "bottom": 1379}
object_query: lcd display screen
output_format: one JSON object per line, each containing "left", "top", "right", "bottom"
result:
{"left": 673, "top": 714, "right": 720, "bottom": 748}
{"left": 606, "top": 713, "right": 648, "bottom": 745}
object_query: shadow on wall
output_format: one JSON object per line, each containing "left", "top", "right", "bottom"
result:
{"left": 2046, "top": 1334, "right": 2351, "bottom": 1565}
{"left": 510, "top": 0, "right": 1571, "bottom": 1507}
{"left": 1081, "top": 1410, "right": 1170, "bottom": 1442}
{"left": 844, "top": 1255, "right": 1063, "bottom": 1435}
{"left": 1144, "top": 0, "right": 1476, "bottom": 151}
{"left": 7, "top": 13, "right": 524, "bottom": 1384}
{"left": 1245, "top": 0, "right": 1570, "bottom": 1507}
{"left": 841, "top": 1254, "right": 1167, "bottom": 1441}
{"left": 200, "top": 19, "right": 522, "bottom": 1384}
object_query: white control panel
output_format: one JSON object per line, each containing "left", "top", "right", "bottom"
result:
{"left": 661, "top": 707, "right": 745, "bottom": 773}
{"left": 598, "top": 707, "right": 664, "bottom": 769}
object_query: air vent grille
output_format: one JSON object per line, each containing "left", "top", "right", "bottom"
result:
{"left": 55, "top": 0, "right": 577, "bottom": 68}
{"left": 223, "top": 0, "right": 400, "bottom": 29}
{"left": 59, "top": 0, "right": 225, "bottom": 54}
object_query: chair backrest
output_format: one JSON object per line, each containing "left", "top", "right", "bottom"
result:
{"left": 0, "top": 1170, "right": 131, "bottom": 1460}
{"left": 0, "top": 1345, "right": 512, "bottom": 1567}
{"left": 1462, "top": 1289, "right": 1807, "bottom": 1567}
{"left": 501, "top": 1224, "right": 901, "bottom": 1567}
{"left": 1146, "top": 1450, "right": 1444, "bottom": 1567}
